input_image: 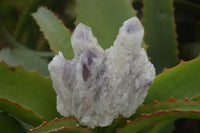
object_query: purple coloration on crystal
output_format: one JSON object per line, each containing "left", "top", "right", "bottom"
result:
{"left": 48, "top": 17, "right": 155, "bottom": 128}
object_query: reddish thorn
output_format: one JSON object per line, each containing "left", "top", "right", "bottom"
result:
{"left": 180, "top": 60, "right": 185, "bottom": 63}
{"left": 169, "top": 97, "right": 176, "bottom": 102}
{"left": 183, "top": 97, "right": 189, "bottom": 101}
{"left": 153, "top": 100, "right": 157, "bottom": 103}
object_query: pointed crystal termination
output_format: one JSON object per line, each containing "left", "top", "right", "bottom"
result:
{"left": 48, "top": 17, "right": 156, "bottom": 128}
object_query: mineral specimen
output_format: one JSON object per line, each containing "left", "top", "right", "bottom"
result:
{"left": 48, "top": 17, "right": 155, "bottom": 128}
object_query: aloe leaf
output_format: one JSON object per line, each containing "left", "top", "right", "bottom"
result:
{"left": 148, "top": 120, "right": 174, "bottom": 133}
{"left": 0, "top": 98, "right": 44, "bottom": 126}
{"left": 0, "top": 112, "right": 26, "bottom": 133}
{"left": 24, "top": 21, "right": 40, "bottom": 49}
{"left": 0, "top": 47, "right": 49, "bottom": 76}
{"left": 0, "top": 21, "right": 52, "bottom": 76}
{"left": 29, "top": 117, "right": 78, "bottom": 133}
{"left": 76, "top": 0, "right": 136, "bottom": 49}
{"left": 126, "top": 98, "right": 200, "bottom": 133}
{"left": 128, "top": 98, "right": 200, "bottom": 132}
{"left": 179, "top": 42, "right": 200, "bottom": 60}
{"left": 131, "top": 98, "right": 200, "bottom": 120}
{"left": 143, "top": 0, "right": 179, "bottom": 73}
{"left": 94, "top": 117, "right": 126, "bottom": 133}
{"left": 14, "top": 0, "right": 44, "bottom": 40}
{"left": 49, "top": 127, "right": 93, "bottom": 133}
{"left": 32, "top": 7, "right": 74, "bottom": 59}
{"left": 192, "top": 95, "right": 200, "bottom": 101}
{"left": 144, "top": 56, "right": 200, "bottom": 104}
{"left": 0, "top": 61, "right": 61, "bottom": 126}
{"left": 117, "top": 110, "right": 200, "bottom": 133}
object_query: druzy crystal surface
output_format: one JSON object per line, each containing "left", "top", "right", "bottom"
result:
{"left": 48, "top": 17, "right": 155, "bottom": 128}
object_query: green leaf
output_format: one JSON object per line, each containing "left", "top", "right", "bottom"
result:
{"left": 50, "top": 127, "right": 93, "bottom": 133}
{"left": 192, "top": 95, "right": 200, "bottom": 101}
{"left": 0, "top": 112, "right": 26, "bottom": 133}
{"left": 18, "top": 119, "right": 35, "bottom": 132}
{"left": 131, "top": 98, "right": 200, "bottom": 120}
{"left": 143, "top": 0, "right": 179, "bottom": 74}
{"left": 127, "top": 98, "right": 200, "bottom": 132}
{"left": 179, "top": 42, "right": 200, "bottom": 61}
{"left": 32, "top": 7, "right": 74, "bottom": 59}
{"left": 76, "top": 0, "right": 136, "bottom": 49}
{"left": 94, "top": 117, "right": 127, "bottom": 133}
{"left": 0, "top": 61, "right": 61, "bottom": 126}
{"left": 14, "top": 0, "right": 44, "bottom": 41}
{"left": 148, "top": 120, "right": 174, "bottom": 133}
{"left": 0, "top": 98, "right": 44, "bottom": 126}
{"left": 144, "top": 56, "right": 200, "bottom": 104}
{"left": 117, "top": 110, "right": 200, "bottom": 133}
{"left": 29, "top": 117, "right": 78, "bottom": 133}
{"left": 24, "top": 20, "right": 40, "bottom": 49}
{"left": 0, "top": 48, "right": 49, "bottom": 76}
{"left": 0, "top": 21, "right": 53, "bottom": 76}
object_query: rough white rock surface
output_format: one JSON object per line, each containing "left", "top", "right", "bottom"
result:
{"left": 48, "top": 17, "right": 156, "bottom": 128}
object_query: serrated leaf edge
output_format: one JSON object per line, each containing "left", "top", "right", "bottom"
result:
{"left": 29, "top": 116, "right": 78, "bottom": 133}
{"left": 117, "top": 110, "right": 200, "bottom": 132}
{"left": 32, "top": 6, "right": 72, "bottom": 55}
{"left": 48, "top": 126, "right": 93, "bottom": 133}
{"left": 130, "top": 97, "right": 200, "bottom": 121}
{"left": 159, "top": 55, "right": 200, "bottom": 75}
{"left": 0, "top": 97, "right": 45, "bottom": 125}
{"left": 141, "top": 97, "right": 192, "bottom": 107}
{"left": 0, "top": 60, "right": 50, "bottom": 79}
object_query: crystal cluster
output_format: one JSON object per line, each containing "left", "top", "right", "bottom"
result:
{"left": 48, "top": 17, "right": 155, "bottom": 128}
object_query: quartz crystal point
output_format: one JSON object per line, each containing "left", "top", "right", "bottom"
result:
{"left": 48, "top": 17, "right": 155, "bottom": 128}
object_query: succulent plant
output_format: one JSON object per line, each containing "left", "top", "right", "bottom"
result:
{"left": 0, "top": 0, "right": 200, "bottom": 132}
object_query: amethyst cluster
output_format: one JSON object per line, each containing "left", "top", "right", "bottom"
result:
{"left": 48, "top": 17, "right": 155, "bottom": 128}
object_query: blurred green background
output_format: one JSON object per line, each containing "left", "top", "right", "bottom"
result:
{"left": 0, "top": 0, "right": 199, "bottom": 60}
